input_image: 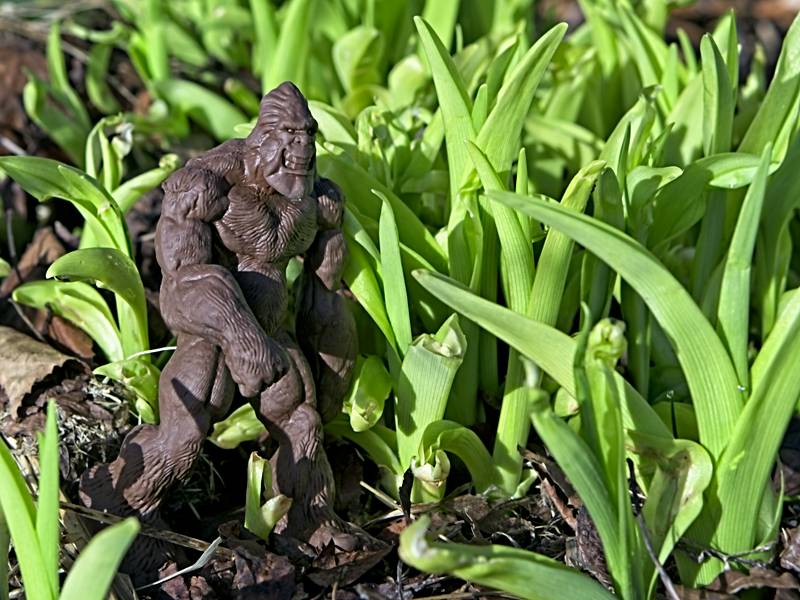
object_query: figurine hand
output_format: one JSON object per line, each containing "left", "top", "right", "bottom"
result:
{"left": 227, "top": 334, "right": 290, "bottom": 397}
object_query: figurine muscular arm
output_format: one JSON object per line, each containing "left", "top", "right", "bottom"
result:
{"left": 296, "top": 177, "right": 357, "bottom": 422}
{"left": 156, "top": 168, "right": 288, "bottom": 397}
{"left": 306, "top": 177, "right": 348, "bottom": 289}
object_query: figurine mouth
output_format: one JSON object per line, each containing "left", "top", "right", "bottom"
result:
{"left": 282, "top": 153, "right": 312, "bottom": 175}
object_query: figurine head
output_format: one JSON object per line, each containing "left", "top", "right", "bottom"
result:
{"left": 245, "top": 82, "right": 318, "bottom": 198}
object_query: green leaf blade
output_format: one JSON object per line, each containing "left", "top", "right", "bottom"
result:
{"left": 154, "top": 79, "right": 248, "bottom": 141}
{"left": 377, "top": 194, "right": 413, "bottom": 354}
{"left": 0, "top": 438, "right": 52, "bottom": 600}
{"left": 12, "top": 280, "right": 124, "bottom": 362}
{"left": 717, "top": 145, "right": 772, "bottom": 386}
{"left": 476, "top": 23, "right": 567, "bottom": 177}
{"left": 60, "top": 518, "right": 139, "bottom": 600}
{"left": 47, "top": 248, "right": 149, "bottom": 358}
{"left": 700, "top": 34, "right": 734, "bottom": 155}
{"left": 0, "top": 157, "right": 129, "bottom": 254}
{"left": 488, "top": 192, "right": 743, "bottom": 457}
{"left": 399, "top": 516, "right": 617, "bottom": 600}
{"left": 412, "top": 270, "right": 673, "bottom": 442}
{"left": 414, "top": 16, "right": 475, "bottom": 203}
{"left": 395, "top": 315, "right": 466, "bottom": 474}
{"left": 35, "top": 402, "right": 61, "bottom": 596}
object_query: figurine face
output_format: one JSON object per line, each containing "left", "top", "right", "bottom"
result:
{"left": 245, "top": 82, "right": 320, "bottom": 199}
{"left": 264, "top": 107, "right": 318, "bottom": 199}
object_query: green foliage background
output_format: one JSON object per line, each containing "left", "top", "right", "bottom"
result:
{"left": 3, "top": 0, "right": 800, "bottom": 597}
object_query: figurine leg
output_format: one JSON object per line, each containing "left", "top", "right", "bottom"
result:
{"left": 295, "top": 275, "right": 357, "bottom": 423}
{"left": 79, "top": 335, "right": 233, "bottom": 576}
{"left": 250, "top": 334, "right": 372, "bottom": 550}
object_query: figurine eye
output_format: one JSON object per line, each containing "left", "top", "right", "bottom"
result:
{"left": 286, "top": 128, "right": 296, "bottom": 134}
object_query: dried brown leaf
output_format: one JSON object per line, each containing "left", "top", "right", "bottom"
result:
{"left": 679, "top": 567, "right": 800, "bottom": 598}
{"left": 0, "top": 325, "right": 82, "bottom": 415}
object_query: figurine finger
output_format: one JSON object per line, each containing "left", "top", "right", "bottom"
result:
{"left": 238, "top": 380, "right": 261, "bottom": 398}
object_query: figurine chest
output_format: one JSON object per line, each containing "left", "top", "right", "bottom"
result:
{"left": 215, "top": 186, "right": 318, "bottom": 261}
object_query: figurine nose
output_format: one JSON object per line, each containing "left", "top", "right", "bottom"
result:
{"left": 294, "top": 139, "right": 314, "bottom": 158}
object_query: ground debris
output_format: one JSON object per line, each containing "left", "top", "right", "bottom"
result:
{"left": 0, "top": 32, "right": 48, "bottom": 155}
{"left": 0, "top": 227, "right": 93, "bottom": 358}
{"left": 570, "top": 506, "right": 612, "bottom": 589}
{"left": 677, "top": 567, "right": 800, "bottom": 598}
{"left": 306, "top": 538, "right": 392, "bottom": 588}
{"left": 0, "top": 324, "right": 86, "bottom": 416}
{"left": 777, "top": 418, "right": 800, "bottom": 496}
{"left": 784, "top": 527, "right": 800, "bottom": 574}
{"left": 152, "top": 521, "right": 297, "bottom": 600}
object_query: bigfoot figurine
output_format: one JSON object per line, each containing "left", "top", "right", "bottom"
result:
{"left": 80, "top": 82, "right": 365, "bottom": 572}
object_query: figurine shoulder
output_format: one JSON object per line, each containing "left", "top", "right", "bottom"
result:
{"left": 314, "top": 177, "right": 344, "bottom": 230}
{"left": 184, "top": 139, "right": 246, "bottom": 183}
{"left": 162, "top": 166, "right": 229, "bottom": 223}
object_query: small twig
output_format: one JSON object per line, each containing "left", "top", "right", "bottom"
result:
{"left": 396, "top": 559, "right": 404, "bottom": 600}
{"left": 125, "top": 345, "right": 177, "bottom": 360}
{"left": 638, "top": 514, "right": 682, "bottom": 600}
{"left": 9, "top": 300, "right": 47, "bottom": 343}
{"left": 360, "top": 496, "right": 443, "bottom": 528}
{"left": 135, "top": 537, "right": 223, "bottom": 590}
{"left": 362, "top": 508, "right": 404, "bottom": 528}
{"left": 359, "top": 480, "right": 401, "bottom": 511}
{"left": 59, "top": 501, "right": 234, "bottom": 559}
{"left": 0, "top": 135, "right": 26, "bottom": 156}
{"left": 679, "top": 540, "right": 775, "bottom": 570}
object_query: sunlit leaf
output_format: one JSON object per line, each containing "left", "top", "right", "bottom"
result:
{"left": 487, "top": 190, "right": 740, "bottom": 457}
{"left": 400, "top": 516, "right": 616, "bottom": 600}
{"left": 60, "top": 518, "right": 139, "bottom": 600}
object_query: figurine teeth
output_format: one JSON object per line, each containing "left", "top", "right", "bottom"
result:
{"left": 284, "top": 155, "right": 308, "bottom": 171}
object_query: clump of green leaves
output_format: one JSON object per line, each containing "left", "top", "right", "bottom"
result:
{"left": 0, "top": 120, "right": 177, "bottom": 421}
{"left": 244, "top": 453, "right": 292, "bottom": 541}
{"left": 16, "top": 0, "right": 800, "bottom": 596}
{"left": 0, "top": 402, "right": 139, "bottom": 600}
{"left": 397, "top": 1, "right": 800, "bottom": 594}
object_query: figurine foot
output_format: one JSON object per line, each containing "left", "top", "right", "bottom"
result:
{"left": 78, "top": 415, "right": 205, "bottom": 584}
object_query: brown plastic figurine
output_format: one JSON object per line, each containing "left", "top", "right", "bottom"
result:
{"left": 80, "top": 82, "right": 368, "bottom": 573}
